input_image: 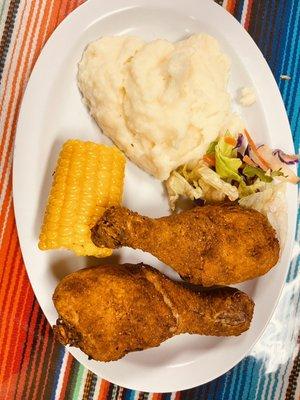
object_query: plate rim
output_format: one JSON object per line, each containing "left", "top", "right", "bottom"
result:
{"left": 12, "top": 0, "right": 297, "bottom": 392}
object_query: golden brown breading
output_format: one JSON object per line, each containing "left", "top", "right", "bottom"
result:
{"left": 53, "top": 264, "right": 254, "bottom": 362}
{"left": 91, "top": 204, "right": 280, "bottom": 286}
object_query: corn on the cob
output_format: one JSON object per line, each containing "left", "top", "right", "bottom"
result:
{"left": 38, "top": 140, "right": 125, "bottom": 257}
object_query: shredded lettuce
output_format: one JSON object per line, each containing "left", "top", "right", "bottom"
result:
{"left": 239, "top": 183, "right": 287, "bottom": 246}
{"left": 166, "top": 162, "right": 239, "bottom": 210}
{"left": 166, "top": 171, "right": 203, "bottom": 211}
{"left": 238, "top": 180, "right": 267, "bottom": 197}
{"left": 194, "top": 164, "right": 239, "bottom": 201}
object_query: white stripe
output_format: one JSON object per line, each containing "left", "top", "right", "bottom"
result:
{"left": 240, "top": 0, "right": 248, "bottom": 26}
{"left": 110, "top": 385, "right": 118, "bottom": 400}
{"left": 134, "top": 390, "right": 141, "bottom": 400}
{"left": 170, "top": 393, "right": 177, "bottom": 400}
{"left": 54, "top": 351, "right": 69, "bottom": 399}
{"left": 222, "top": 0, "right": 229, "bottom": 10}
{"left": 93, "top": 377, "right": 102, "bottom": 400}
{"left": 77, "top": 368, "right": 89, "bottom": 399}
{"left": 0, "top": 0, "right": 11, "bottom": 38}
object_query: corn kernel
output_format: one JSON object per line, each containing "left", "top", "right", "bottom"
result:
{"left": 38, "top": 140, "right": 125, "bottom": 257}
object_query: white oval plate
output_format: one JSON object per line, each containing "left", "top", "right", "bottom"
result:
{"left": 13, "top": 0, "right": 297, "bottom": 393}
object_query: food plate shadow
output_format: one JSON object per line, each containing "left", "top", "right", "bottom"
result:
{"left": 50, "top": 253, "right": 122, "bottom": 280}
{"left": 124, "top": 335, "right": 226, "bottom": 367}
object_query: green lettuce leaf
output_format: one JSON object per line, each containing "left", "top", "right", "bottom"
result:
{"left": 206, "top": 141, "right": 218, "bottom": 155}
{"left": 215, "top": 135, "right": 242, "bottom": 182}
{"left": 243, "top": 165, "right": 273, "bottom": 183}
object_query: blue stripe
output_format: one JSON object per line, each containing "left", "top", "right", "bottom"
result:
{"left": 124, "top": 389, "right": 135, "bottom": 400}
{"left": 50, "top": 346, "right": 66, "bottom": 400}
{"left": 230, "top": 358, "right": 249, "bottom": 399}
{"left": 261, "top": 0, "right": 276, "bottom": 62}
{"left": 235, "top": 0, "right": 244, "bottom": 22}
{"left": 241, "top": 356, "right": 258, "bottom": 399}
{"left": 270, "top": 0, "right": 291, "bottom": 81}
{"left": 280, "top": 0, "right": 297, "bottom": 101}
{"left": 285, "top": 2, "right": 300, "bottom": 117}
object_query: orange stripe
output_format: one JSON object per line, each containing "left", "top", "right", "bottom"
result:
{"left": 0, "top": 228, "right": 19, "bottom": 311}
{"left": 58, "top": 355, "right": 74, "bottom": 400}
{"left": 175, "top": 393, "right": 181, "bottom": 400}
{"left": 0, "top": 226, "right": 18, "bottom": 308}
{"left": 0, "top": 195, "right": 15, "bottom": 279}
{"left": 226, "top": 0, "right": 236, "bottom": 14}
{"left": 31, "top": 0, "right": 56, "bottom": 63}
{"left": 98, "top": 380, "right": 111, "bottom": 400}
{"left": 244, "top": 0, "right": 254, "bottom": 31}
{"left": 152, "top": 394, "right": 163, "bottom": 400}
{"left": 58, "top": 0, "right": 70, "bottom": 25}
{"left": 44, "top": 0, "right": 64, "bottom": 42}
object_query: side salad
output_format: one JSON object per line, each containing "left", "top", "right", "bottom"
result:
{"left": 166, "top": 129, "right": 299, "bottom": 245}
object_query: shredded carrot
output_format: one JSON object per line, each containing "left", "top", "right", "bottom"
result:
{"left": 243, "top": 155, "right": 256, "bottom": 166}
{"left": 243, "top": 129, "right": 271, "bottom": 171}
{"left": 203, "top": 154, "right": 216, "bottom": 167}
{"left": 224, "top": 136, "right": 237, "bottom": 147}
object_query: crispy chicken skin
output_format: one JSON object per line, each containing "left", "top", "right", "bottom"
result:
{"left": 53, "top": 264, "right": 254, "bottom": 362}
{"left": 91, "top": 204, "right": 280, "bottom": 286}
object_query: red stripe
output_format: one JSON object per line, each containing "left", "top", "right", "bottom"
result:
{"left": 58, "top": 355, "right": 74, "bottom": 400}
{"left": 23, "top": 315, "right": 47, "bottom": 399}
{"left": 31, "top": 322, "right": 51, "bottom": 399}
{"left": 0, "top": 237, "right": 24, "bottom": 382}
{"left": 244, "top": 0, "right": 254, "bottom": 31}
{"left": 39, "top": 331, "right": 57, "bottom": 399}
{"left": 1, "top": 262, "right": 34, "bottom": 399}
{"left": 10, "top": 300, "right": 39, "bottom": 399}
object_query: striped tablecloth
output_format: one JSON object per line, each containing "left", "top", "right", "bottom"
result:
{"left": 0, "top": 0, "right": 299, "bottom": 399}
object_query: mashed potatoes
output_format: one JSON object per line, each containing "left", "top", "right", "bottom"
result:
{"left": 78, "top": 34, "right": 243, "bottom": 180}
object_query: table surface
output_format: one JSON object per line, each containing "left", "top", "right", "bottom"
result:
{"left": 0, "top": 0, "right": 299, "bottom": 399}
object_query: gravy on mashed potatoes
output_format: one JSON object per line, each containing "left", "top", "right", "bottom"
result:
{"left": 78, "top": 34, "right": 243, "bottom": 181}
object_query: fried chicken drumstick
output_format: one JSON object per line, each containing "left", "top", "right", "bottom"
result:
{"left": 91, "top": 204, "right": 279, "bottom": 286}
{"left": 53, "top": 264, "right": 254, "bottom": 362}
